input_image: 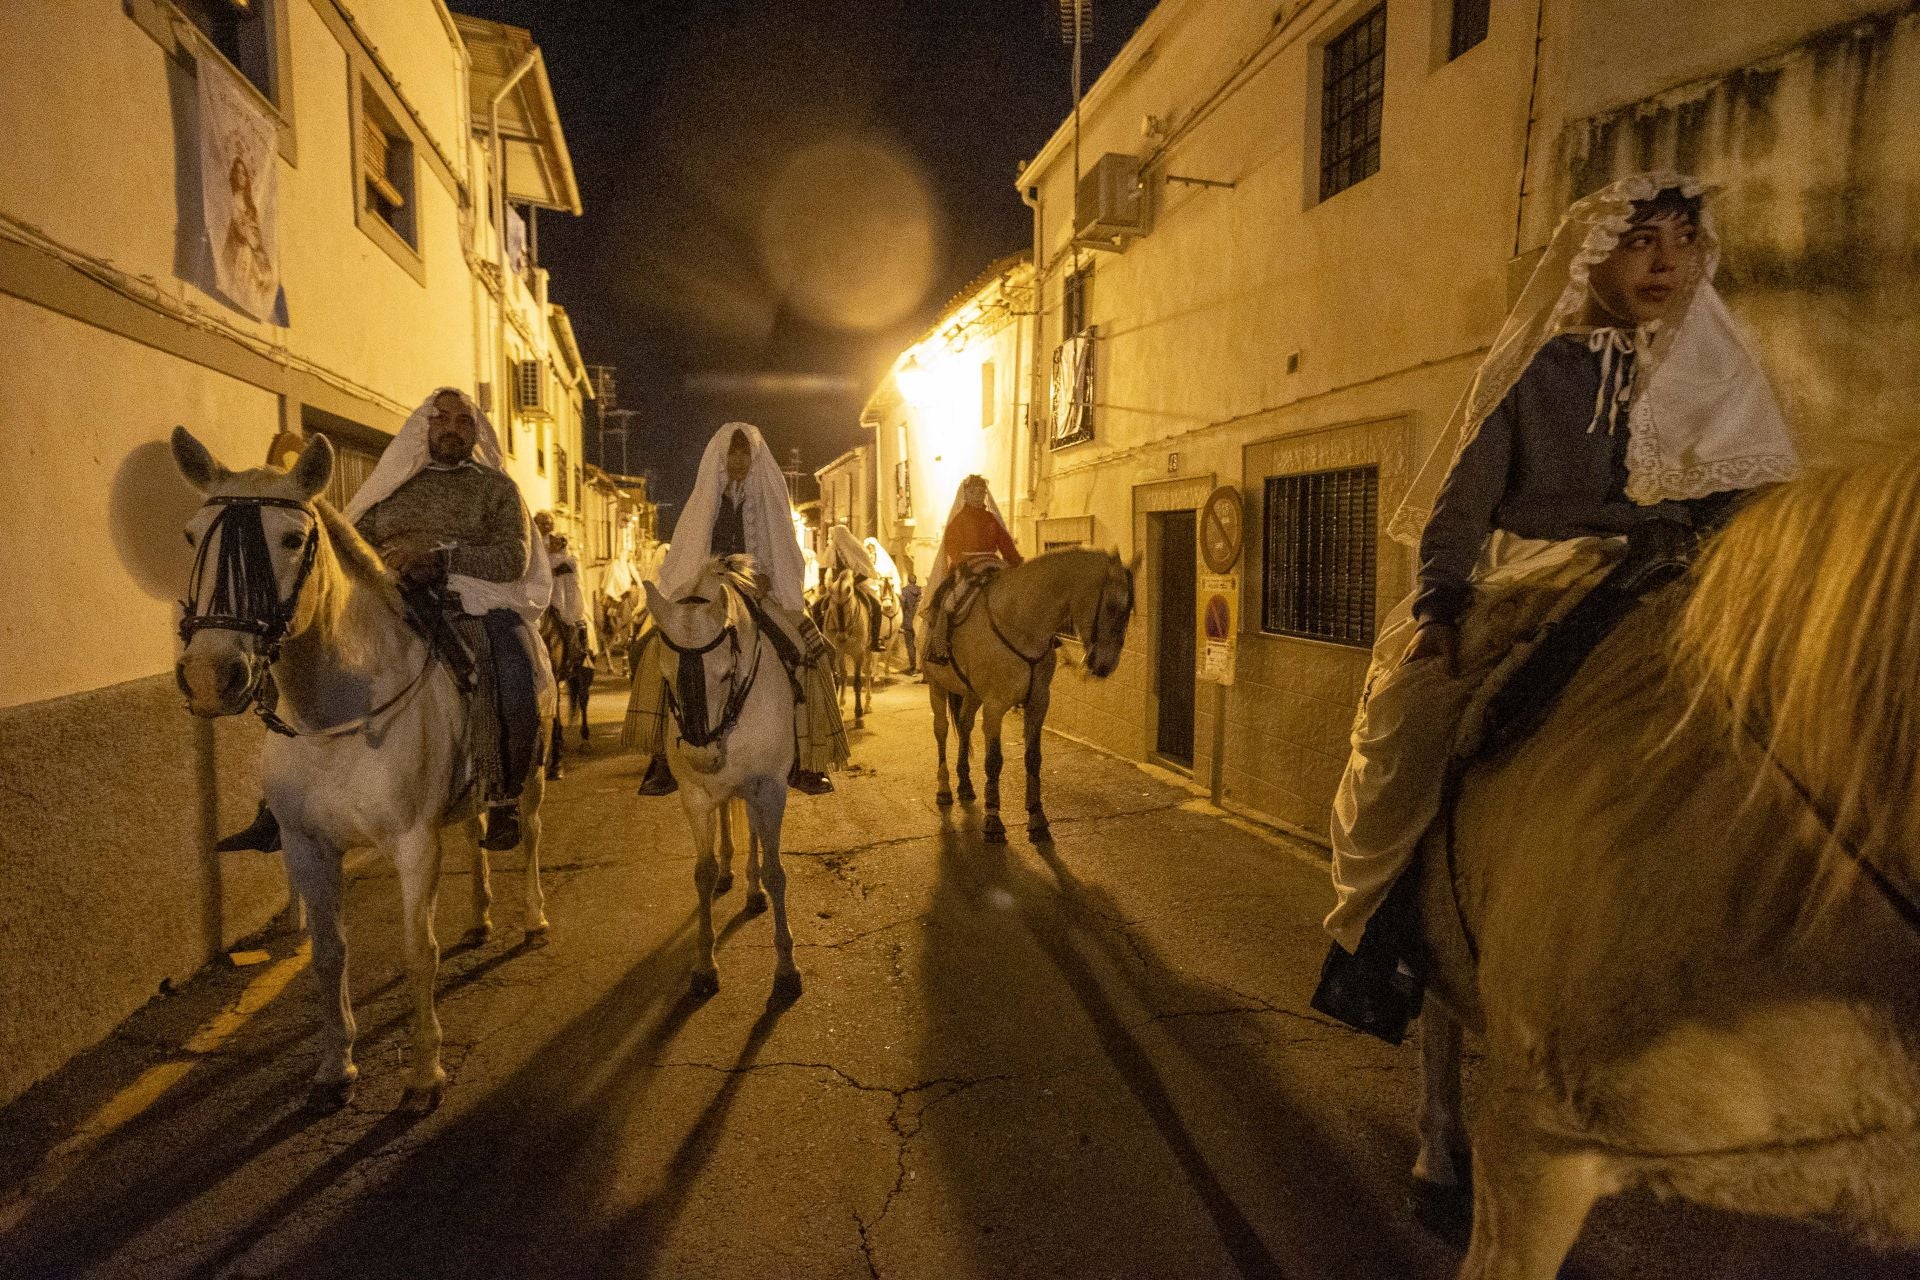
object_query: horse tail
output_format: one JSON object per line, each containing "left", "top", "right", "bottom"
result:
{"left": 947, "top": 692, "right": 963, "bottom": 720}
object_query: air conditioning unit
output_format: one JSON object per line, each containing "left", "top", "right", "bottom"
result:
{"left": 513, "top": 359, "right": 550, "bottom": 417}
{"left": 1074, "top": 152, "right": 1148, "bottom": 250}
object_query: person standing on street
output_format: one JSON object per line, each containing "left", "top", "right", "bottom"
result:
{"left": 898, "top": 562, "right": 923, "bottom": 676}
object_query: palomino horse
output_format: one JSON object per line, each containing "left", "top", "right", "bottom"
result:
{"left": 642, "top": 556, "right": 801, "bottom": 1002}
{"left": 170, "top": 429, "right": 554, "bottom": 1112}
{"left": 1411, "top": 451, "right": 1920, "bottom": 1278}
{"left": 538, "top": 606, "right": 593, "bottom": 777}
{"left": 818, "top": 568, "right": 876, "bottom": 729}
{"left": 925, "top": 549, "right": 1137, "bottom": 843}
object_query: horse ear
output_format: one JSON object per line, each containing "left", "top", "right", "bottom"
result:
{"left": 641, "top": 581, "right": 667, "bottom": 618}
{"left": 288, "top": 433, "right": 334, "bottom": 499}
{"left": 1126, "top": 550, "right": 1143, "bottom": 577}
{"left": 170, "top": 426, "right": 227, "bottom": 493}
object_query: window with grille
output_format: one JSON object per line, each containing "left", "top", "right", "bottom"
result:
{"left": 360, "top": 83, "right": 416, "bottom": 245}
{"left": 1261, "top": 466, "right": 1379, "bottom": 646}
{"left": 514, "top": 359, "right": 549, "bottom": 415}
{"left": 176, "top": 0, "right": 279, "bottom": 103}
{"left": 1319, "top": 5, "right": 1387, "bottom": 202}
{"left": 1063, "top": 265, "right": 1092, "bottom": 336}
{"left": 1449, "top": 0, "right": 1490, "bottom": 59}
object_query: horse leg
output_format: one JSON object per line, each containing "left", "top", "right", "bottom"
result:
{"left": 743, "top": 811, "right": 767, "bottom": 916}
{"left": 520, "top": 756, "right": 550, "bottom": 935}
{"left": 853, "top": 657, "right": 865, "bottom": 729}
{"left": 683, "top": 789, "right": 722, "bottom": 997}
{"left": 714, "top": 799, "right": 737, "bottom": 897}
{"left": 546, "top": 714, "right": 564, "bottom": 780}
{"left": 1025, "top": 678, "right": 1051, "bottom": 840}
{"left": 1460, "top": 1114, "right": 1616, "bottom": 1280}
{"left": 955, "top": 697, "right": 978, "bottom": 802}
{"left": 981, "top": 704, "right": 1008, "bottom": 843}
{"left": 461, "top": 818, "right": 493, "bottom": 946}
{"left": 393, "top": 824, "right": 448, "bottom": 1110}
{"left": 285, "top": 834, "right": 357, "bottom": 1112}
{"left": 931, "top": 683, "right": 953, "bottom": 806}
{"left": 1412, "top": 1006, "right": 1471, "bottom": 1239}
{"left": 576, "top": 674, "right": 592, "bottom": 741}
{"left": 748, "top": 775, "right": 799, "bottom": 1002}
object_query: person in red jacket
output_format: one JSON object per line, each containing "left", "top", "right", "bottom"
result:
{"left": 924, "top": 475, "right": 1021, "bottom": 665}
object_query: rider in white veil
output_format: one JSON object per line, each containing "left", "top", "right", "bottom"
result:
{"left": 1314, "top": 173, "right": 1800, "bottom": 1042}
{"left": 826, "top": 523, "right": 886, "bottom": 651}
{"left": 626, "top": 423, "right": 847, "bottom": 795}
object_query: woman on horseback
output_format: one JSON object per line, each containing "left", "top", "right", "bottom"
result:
{"left": 1314, "top": 174, "right": 1802, "bottom": 1042}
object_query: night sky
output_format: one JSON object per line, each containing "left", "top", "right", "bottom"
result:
{"left": 452, "top": 0, "right": 1157, "bottom": 529}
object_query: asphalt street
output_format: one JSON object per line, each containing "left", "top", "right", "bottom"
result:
{"left": 0, "top": 676, "right": 1913, "bottom": 1279}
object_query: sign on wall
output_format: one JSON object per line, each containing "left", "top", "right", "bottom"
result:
{"left": 1198, "top": 572, "right": 1238, "bottom": 685}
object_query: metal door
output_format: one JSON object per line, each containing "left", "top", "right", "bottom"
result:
{"left": 1154, "top": 509, "right": 1196, "bottom": 765}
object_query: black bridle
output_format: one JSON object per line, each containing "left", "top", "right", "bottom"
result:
{"left": 658, "top": 585, "right": 764, "bottom": 749}
{"left": 179, "top": 494, "right": 319, "bottom": 658}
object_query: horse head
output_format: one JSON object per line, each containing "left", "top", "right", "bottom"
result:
{"left": 643, "top": 557, "right": 754, "bottom": 775}
{"left": 1077, "top": 551, "right": 1139, "bottom": 678}
{"left": 170, "top": 427, "right": 334, "bottom": 717}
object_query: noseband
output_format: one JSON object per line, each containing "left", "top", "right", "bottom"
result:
{"left": 658, "top": 586, "right": 763, "bottom": 749}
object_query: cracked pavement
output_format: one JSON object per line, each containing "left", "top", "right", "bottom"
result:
{"left": 0, "top": 681, "right": 1911, "bottom": 1279}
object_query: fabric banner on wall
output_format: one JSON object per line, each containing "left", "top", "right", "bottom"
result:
{"left": 1050, "top": 331, "right": 1095, "bottom": 447}
{"left": 196, "top": 49, "right": 281, "bottom": 321}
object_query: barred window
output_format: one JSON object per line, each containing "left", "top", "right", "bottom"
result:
{"left": 1261, "top": 466, "right": 1378, "bottom": 646}
{"left": 1063, "top": 265, "right": 1092, "bottom": 336}
{"left": 1449, "top": 0, "right": 1490, "bottom": 60}
{"left": 1319, "top": 5, "right": 1387, "bottom": 201}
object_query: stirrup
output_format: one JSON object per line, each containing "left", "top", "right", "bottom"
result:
{"left": 480, "top": 803, "right": 521, "bottom": 851}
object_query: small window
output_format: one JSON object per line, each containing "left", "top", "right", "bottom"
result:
{"left": 1063, "top": 265, "right": 1093, "bottom": 336}
{"left": 893, "top": 460, "right": 913, "bottom": 521}
{"left": 980, "top": 360, "right": 997, "bottom": 430}
{"left": 1319, "top": 5, "right": 1388, "bottom": 202}
{"left": 175, "top": 0, "right": 279, "bottom": 103}
{"left": 1261, "top": 466, "right": 1379, "bottom": 646}
{"left": 360, "top": 84, "right": 416, "bottom": 247}
{"left": 1448, "top": 0, "right": 1490, "bottom": 59}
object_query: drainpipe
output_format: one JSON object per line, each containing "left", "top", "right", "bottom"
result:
{"left": 1018, "top": 183, "right": 1045, "bottom": 537}
{"left": 489, "top": 49, "right": 539, "bottom": 430}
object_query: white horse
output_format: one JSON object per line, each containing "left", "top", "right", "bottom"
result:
{"left": 642, "top": 556, "right": 800, "bottom": 1002}
{"left": 171, "top": 429, "right": 553, "bottom": 1112}
{"left": 819, "top": 568, "right": 876, "bottom": 729}
{"left": 1410, "top": 451, "right": 1920, "bottom": 1277}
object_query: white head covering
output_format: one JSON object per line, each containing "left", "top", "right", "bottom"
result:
{"left": 828, "top": 524, "right": 879, "bottom": 578}
{"left": 602, "top": 554, "right": 635, "bottom": 600}
{"left": 929, "top": 475, "right": 1011, "bottom": 593}
{"left": 657, "top": 422, "right": 807, "bottom": 611}
{"left": 864, "top": 536, "right": 900, "bottom": 585}
{"left": 343, "top": 387, "right": 552, "bottom": 619}
{"left": 1389, "top": 172, "right": 1800, "bottom": 545}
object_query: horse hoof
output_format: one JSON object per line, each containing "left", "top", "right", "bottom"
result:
{"left": 1028, "top": 824, "right": 1051, "bottom": 843}
{"left": 525, "top": 916, "right": 551, "bottom": 937}
{"left": 935, "top": 790, "right": 953, "bottom": 807}
{"left": 690, "top": 970, "right": 720, "bottom": 999}
{"left": 1409, "top": 1176, "right": 1473, "bottom": 1246}
{"left": 982, "top": 825, "right": 1007, "bottom": 845}
{"left": 957, "top": 785, "right": 976, "bottom": 803}
{"left": 770, "top": 970, "right": 803, "bottom": 1004}
{"left": 546, "top": 767, "right": 564, "bottom": 781}
{"left": 744, "top": 890, "right": 769, "bottom": 916}
{"left": 306, "top": 1077, "right": 356, "bottom": 1115}
{"left": 400, "top": 1081, "right": 445, "bottom": 1114}
{"left": 715, "top": 871, "right": 735, "bottom": 896}
{"left": 462, "top": 924, "right": 492, "bottom": 948}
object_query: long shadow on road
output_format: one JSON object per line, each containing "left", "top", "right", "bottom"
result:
{"left": 912, "top": 808, "right": 1445, "bottom": 1279}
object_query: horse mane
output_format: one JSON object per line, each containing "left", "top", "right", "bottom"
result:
{"left": 711, "top": 553, "right": 771, "bottom": 602}
{"left": 309, "top": 498, "right": 404, "bottom": 663}
{"left": 1675, "top": 449, "right": 1920, "bottom": 849}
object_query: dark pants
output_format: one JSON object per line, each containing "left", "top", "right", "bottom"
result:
{"left": 482, "top": 609, "right": 540, "bottom": 802}
{"left": 902, "top": 624, "right": 918, "bottom": 669}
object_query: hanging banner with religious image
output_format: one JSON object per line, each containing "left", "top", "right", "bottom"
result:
{"left": 196, "top": 47, "right": 280, "bottom": 321}
{"left": 1198, "top": 572, "right": 1238, "bottom": 685}
{"left": 1049, "top": 331, "right": 1095, "bottom": 448}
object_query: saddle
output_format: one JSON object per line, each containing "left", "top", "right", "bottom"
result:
{"left": 937, "top": 558, "right": 1006, "bottom": 630}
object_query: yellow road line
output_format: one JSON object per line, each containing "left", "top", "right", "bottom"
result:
{"left": 0, "top": 941, "right": 311, "bottom": 1231}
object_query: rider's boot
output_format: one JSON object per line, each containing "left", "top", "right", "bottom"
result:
{"left": 480, "top": 802, "right": 521, "bottom": 851}
{"left": 215, "top": 801, "right": 282, "bottom": 853}
{"left": 636, "top": 755, "right": 678, "bottom": 797}
{"left": 789, "top": 764, "right": 834, "bottom": 795}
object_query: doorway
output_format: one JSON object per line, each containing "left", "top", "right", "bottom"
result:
{"left": 1153, "top": 508, "right": 1196, "bottom": 767}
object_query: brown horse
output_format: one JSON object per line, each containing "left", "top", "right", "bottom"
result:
{"left": 924, "top": 549, "right": 1137, "bottom": 842}
{"left": 1411, "top": 450, "right": 1920, "bottom": 1278}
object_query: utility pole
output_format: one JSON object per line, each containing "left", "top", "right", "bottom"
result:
{"left": 602, "top": 409, "right": 640, "bottom": 476}
{"left": 586, "top": 364, "right": 618, "bottom": 469}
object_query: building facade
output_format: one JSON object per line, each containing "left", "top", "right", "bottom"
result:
{"left": 0, "top": 0, "right": 587, "bottom": 1106}
{"left": 862, "top": 255, "right": 1037, "bottom": 582}
{"left": 812, "top": 444, "right": 875, "bottom": 576}
{"left": 1012, "top": 0, "right": 1920, "bottom": 840}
